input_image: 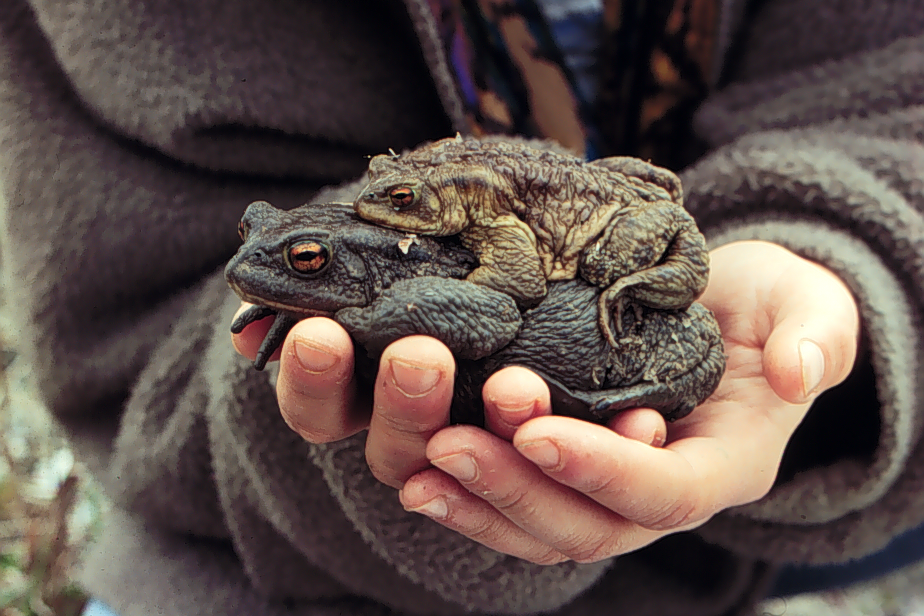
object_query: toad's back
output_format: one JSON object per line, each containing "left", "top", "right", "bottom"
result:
{"left": 363, "top": 137, "right": 675, "bottom": 279}
{"left": 355, "top": 136, "right": 708, "bottom": 347}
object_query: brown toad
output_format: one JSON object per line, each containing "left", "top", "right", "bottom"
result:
{"left": 353, "top": 135, "right": 710, "bottom": 345}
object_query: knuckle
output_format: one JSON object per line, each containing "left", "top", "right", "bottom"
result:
{"left": 277, "top": 381, "right": 333, "bottom": 418}
{"left": 365, "top": 458, "right": 406, "bottom": 490}
{"left": 639, "top": 497, "right": 700, "bottom": 531}
{"left": 374, "top": 404, "right": 443, "bottom": 437}
{"left": 457, "top": 516, "right": 569, "bottom": 566}
{"left": 279, "top": 408, "right": 336, "bottom": 443}
{"left": 490, "top": 484, "right": 533, "bottom": 514}
{"left": 460, "top": 511, "right": 509, "bottom": 544}
{"left": 743, "top": 475, "right": 775, "bottom": 505}
{"left": 526, "top": 547, "right": 571, "bottom": 566}
{"left": 296, "top": 427, "right": 341, "bottom": 444}
{"left": 578, "top": 469, "right": 622, "bottom": 499}
{"left": 566, "top": 534, "right": 621, "bottom": 564}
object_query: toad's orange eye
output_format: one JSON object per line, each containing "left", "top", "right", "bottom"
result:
{"left": 238, "top": 220, "right": 248, "bottom": 242}
{"left": 389, "top": 187, "right": 415, "bottom": 208}
{"left": 288, "top": 241, "right": 330, "bottom": 274}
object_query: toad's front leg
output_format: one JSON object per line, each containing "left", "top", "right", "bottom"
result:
{"left": 462, "top": 216, "right": 548, "bottom": 307}
{"left": 580, "top": 203, "right": 709, "bottom": 345}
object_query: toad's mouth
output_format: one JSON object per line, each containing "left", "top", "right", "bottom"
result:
{"left": 230, "top": 303, "right": 333, "bottom": 371}
{"left": 227, "top": 282, "right": 336, "bottom": 319}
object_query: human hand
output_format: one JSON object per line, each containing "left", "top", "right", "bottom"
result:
{"left": 397, "top": 241, "right": 860, "bottom": 564}
{"left": 232, "top": 314, "right": 461, "bottom": 487}
{"left": 231, "top": 311, "right": 662, "bottom": 489}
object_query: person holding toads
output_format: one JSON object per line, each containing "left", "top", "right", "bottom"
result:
{"left": 0, "top": 0, "right": 921, "bottom": 615}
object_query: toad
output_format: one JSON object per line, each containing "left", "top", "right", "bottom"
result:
{"left": 353, "top": 135, "right": 710, "bottom": 346}
{"left": 225, "top": 201, "right": 724, "bottom": 423}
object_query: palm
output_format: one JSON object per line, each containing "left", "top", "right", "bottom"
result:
{"left": 664, "top": 241, "right": 860, "bottom": 485}
{"left": 396, "top": 241, "right": 860, "bottom": 563}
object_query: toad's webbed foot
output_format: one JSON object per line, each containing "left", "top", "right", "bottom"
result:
{"left": 599, "top": 292, "right": 645, "bottom": 346}
{"left": 543, "top": 374, "right": 694, "bottom": 423}
{"left": 230, "top": 305, "right": 299, "bottom": 370}
{"left": 230, "top": 304, "right": 275, "bottom": 334}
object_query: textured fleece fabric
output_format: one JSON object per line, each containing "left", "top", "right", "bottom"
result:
{"left": 0, "top": 0, "right": 922, "bottom": 615}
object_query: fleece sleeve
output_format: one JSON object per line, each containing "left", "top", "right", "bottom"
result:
{"left": 0, "top": 0, "right": 445, "bottom": 597}
{"left": 682, "top": 32, "right": 924, "bottom": 564}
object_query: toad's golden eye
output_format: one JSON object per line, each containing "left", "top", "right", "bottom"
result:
{"left": 389, "top": 186, "right": 415, "bottom": 208}
{"left": 288, "top": 241, "right": 330, "bottom": 274}
{"left": 238, "top": 220, "right": 248, "bottom": 242}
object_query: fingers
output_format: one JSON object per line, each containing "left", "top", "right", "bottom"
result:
{"left": 233, "top": 303, "right": 457, "bottom": 491}
{"left": 399, "top": 467, "right": 571, "bottom": 565}
{"left": 405, "top": 406, "right": 778, "bottom": 554}
{"left": 365, "top": 336, "right": 456, "bottom": 489}
{"left": 230, "top": 306, "right": 367, "bottom": 443}
{"left": 481, "top": 367, "right": 666, "bottom": 446}
{"left": 763, "top": 259, "right": 859, "bottom": 404}
{"left": 275, "top": 317, "right": 363, "bottom": 443}
{"left": 481, "top": 367, "right": 551, "bottom": 440}
{"left": 403, "top": 424, "right": 660, "bottom": 563}
{"left": 512, "top": 416, "right": 733, "bottom": 531}
{"left": 607, "top": 408, "right": 667, "bottom": 447}
{"left": 400, "top": 405, "right": 781, "bottom": 562}
{"left": 701, "top": 242, "right": 860, "bottom": 406}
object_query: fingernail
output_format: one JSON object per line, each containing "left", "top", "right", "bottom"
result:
{"left": 517, "top": 439, "right": 561, "bottom": 470}
{"left": 491, "top": 397, "right": 537, "bottom": 425}
{"left": 431, "top": 452, "right": 479, "bottom": 482}
{"left": 799, "top": 339, "right": 825, "bottom": 398}
{"left": 293, "top": 337, "right": 340, "bottom": 374}
{"left": 405, "top": 496, "right": 449, "bottom": 520}
{"left": 390, "top": 358, "right": 441, "bottom": 397}
{"left": 651, "top": 430, "right": 666, "bottom": 448}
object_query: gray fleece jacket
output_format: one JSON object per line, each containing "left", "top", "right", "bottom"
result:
{"left": 1, "top": 0, "right": 923, "bottom": 614}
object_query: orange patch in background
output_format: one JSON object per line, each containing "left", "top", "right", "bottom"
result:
{"left": 651, "top": 49, "right": 682, "bottom": 87}
{"left": 478, "top": 90, "right": 515, "bottom": 128}
{"left": 478, "top": 0, "right": 586, "bottom": 155}
{"left": 685, "top": 0, "right": 719, "bottom": 79}
{"left": 640, "top": 92, "right": 682, "bottom": 132}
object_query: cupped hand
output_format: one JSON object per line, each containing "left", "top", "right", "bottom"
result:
{"left": 397, "top": 240, "right": 860, "bottom": 564}
{"left": 232, "top": 310, "right": 664, "bottom": 490}
{"left": 233, "top": 314, "right": 458, "bottom": 488}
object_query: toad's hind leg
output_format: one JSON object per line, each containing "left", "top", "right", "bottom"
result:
{"left": 590, "top": 157, "right": 683, "bottom": 204}
{"left": 580, "top": 203, "right": 709, "bottom": 345}
{"left": 541, "top": 339, "right": 724, "bottom": 423}
{"left": 462, "top": 216, "right": 548, "bottom": 307}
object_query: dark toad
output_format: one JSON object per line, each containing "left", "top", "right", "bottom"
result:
{"left": 225, "top": 201, "right": 725, "bottom": 424}
{"left": 353, "top": 135, "right": 710, "bottom": 346}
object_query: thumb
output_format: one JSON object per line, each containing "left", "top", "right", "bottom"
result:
{"left": 763, "top": 264, "right": 860, "bottom": 405}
